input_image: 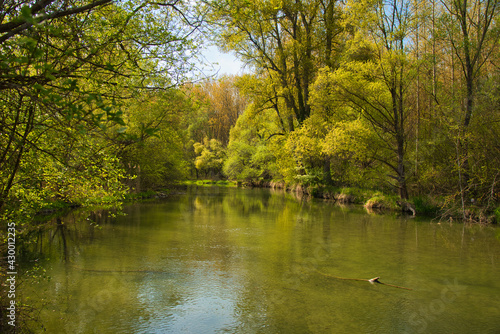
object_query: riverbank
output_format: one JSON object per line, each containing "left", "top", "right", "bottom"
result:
{"left": 237, "top": 180, "right": 499, "bottom": 224}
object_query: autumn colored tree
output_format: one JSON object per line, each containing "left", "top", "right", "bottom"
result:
{"left": 203, "top": 76, "right": 247, "bottom": 145}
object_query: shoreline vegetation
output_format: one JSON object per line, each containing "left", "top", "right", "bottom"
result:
{"left": 182, "top": 180, "right": 499, "bottom": 224}
{"left": 28, "top": 179, "right": 500, "bottom": 224}
{"left": 266, "top": 181, "right": 498, "bottom": 224}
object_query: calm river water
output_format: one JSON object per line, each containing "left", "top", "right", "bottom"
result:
{"left": 23, "top": 186, "right": 500, "bottom": 333}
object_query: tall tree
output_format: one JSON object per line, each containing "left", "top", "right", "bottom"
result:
{"left": 204, "top": 76, "right": 247, "bottom": 145}
{"left": 320, "top": 0, "right": 416, "bottom": 199}
{"left": 440, "top": 0, "right": 500, "bottom": 193}
{"left": 207, "top": 0, "right": 343, "bottom": 127}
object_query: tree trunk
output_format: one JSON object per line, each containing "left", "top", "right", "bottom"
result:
{"left": 323, "top": 156, "right": 333, "bottom": 185}
{"left": 397, "top": 141, "right": 409, "bottom": 200}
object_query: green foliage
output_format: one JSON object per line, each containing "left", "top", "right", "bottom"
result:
{"left": 494, "top": 207, "right": 500, "bottom": 224}
{"left": 207, "top": 0, "right": 343, "bottom": 124}
{"left": 313, "top": 35, "right": 414, "bottom": 197}
{"left": 0, "top": 0, "right": 202, "bottom": 217}
{"left": 322, "top": 119, "right": 373, "bottom": 160}
{"left": 338, "top": 187, "right": 375, "bottom": 204}
{"left": 293, "top": 167, "right": 324, "bottom": 187}
{"left": 410, "top": 133, "right": 457, "bottom": 194}
{"left": 194, "top": 138, "right": 226, "bottom": 178}
{"left": 412, "top": 196, "right": 441, "bottom": 216}
{"left": 224, "top": 140, "right": 258, "bottom": 180}
{"left": 223, "top": 103, "right": 280, "bottom": 183}
{"left": 119, "top": 90, "right": 191, "bottom": 190}
{"left": 123, "top": 190, "right": 157, "bottom": 201}
{"left": 365, "top": 192, "right": 399, "bottom": 211}
{"left": 285, "top": 114, "right": 326, "bottom": 167}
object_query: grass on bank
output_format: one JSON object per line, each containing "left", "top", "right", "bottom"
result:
{"left": 182, "top": 180, "right": 238, "bottom": 187}
{"left": 304, "top": 184, "right": 444, "bottom": 216}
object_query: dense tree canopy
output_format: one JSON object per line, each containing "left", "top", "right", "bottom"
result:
{"left": 0, "top": 0, "right": 201, "bottom": 216}
{"left": 208, "top": 0, "right": 500, "bottom": 215}
{"left": 2, "top": 0, "right": 500, "bottom": 221}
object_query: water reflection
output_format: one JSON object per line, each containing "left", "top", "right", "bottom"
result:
{"left": 22, "top": 187, "right": 500, "bottom": 333}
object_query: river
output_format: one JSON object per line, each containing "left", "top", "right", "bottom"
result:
{"left": 23, "top": 186, "right": 500, "bottom": 333}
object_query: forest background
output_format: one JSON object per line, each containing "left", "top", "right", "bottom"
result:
{"left": 2, "top": 0, "right": 500, "bottom": 230}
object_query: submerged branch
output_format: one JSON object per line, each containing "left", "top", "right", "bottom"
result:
{"left": 314, "top": 268, "right": 413, "bottom": 291}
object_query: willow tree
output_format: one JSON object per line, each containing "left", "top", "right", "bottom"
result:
{"left": 318, "top": 0, "right": 416, "bottom": 199}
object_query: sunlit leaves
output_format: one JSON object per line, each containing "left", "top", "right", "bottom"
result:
{"left": 194, "top": 138, "right": 226, "bottom": 177}
{"left": 117, "top": 89, "right": 192, "bottom": 189}
{"left": 322, "top": 119, "right": 373, "bottom": 160}
{"left": 223, "top": 103, "right": 280, "bottom": 182}
{"left": 0, "top": 0, "right": 201, "bottom": 214}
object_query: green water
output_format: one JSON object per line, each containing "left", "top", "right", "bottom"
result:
{"left": 24, "top": 187, "right": 500, "bottom": 333}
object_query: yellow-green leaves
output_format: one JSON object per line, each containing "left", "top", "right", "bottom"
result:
{"left": 322, "top": 118, "right": 373, "bottom": 160}
{"left": 194, "top": 138, "right": 226, "bottom": 176}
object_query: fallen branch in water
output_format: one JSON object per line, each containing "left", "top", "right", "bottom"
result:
{"left": 314, "top": 268, "right": 413, "bottom": 290}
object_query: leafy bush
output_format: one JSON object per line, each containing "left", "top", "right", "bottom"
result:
{"left": 494, "top": 207, "right": 500, "bottom": 224}
{"left": 339, "top": 187, "right": 374, "bottom": 204}
{"left": 293, "top": 167, "right": 323, "bottom": 187}
{"left": 365, "top": 192, "right": 398, "bottom": 211}
{"left": 412, "top": 196, "right": 441, "bottom": 216}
